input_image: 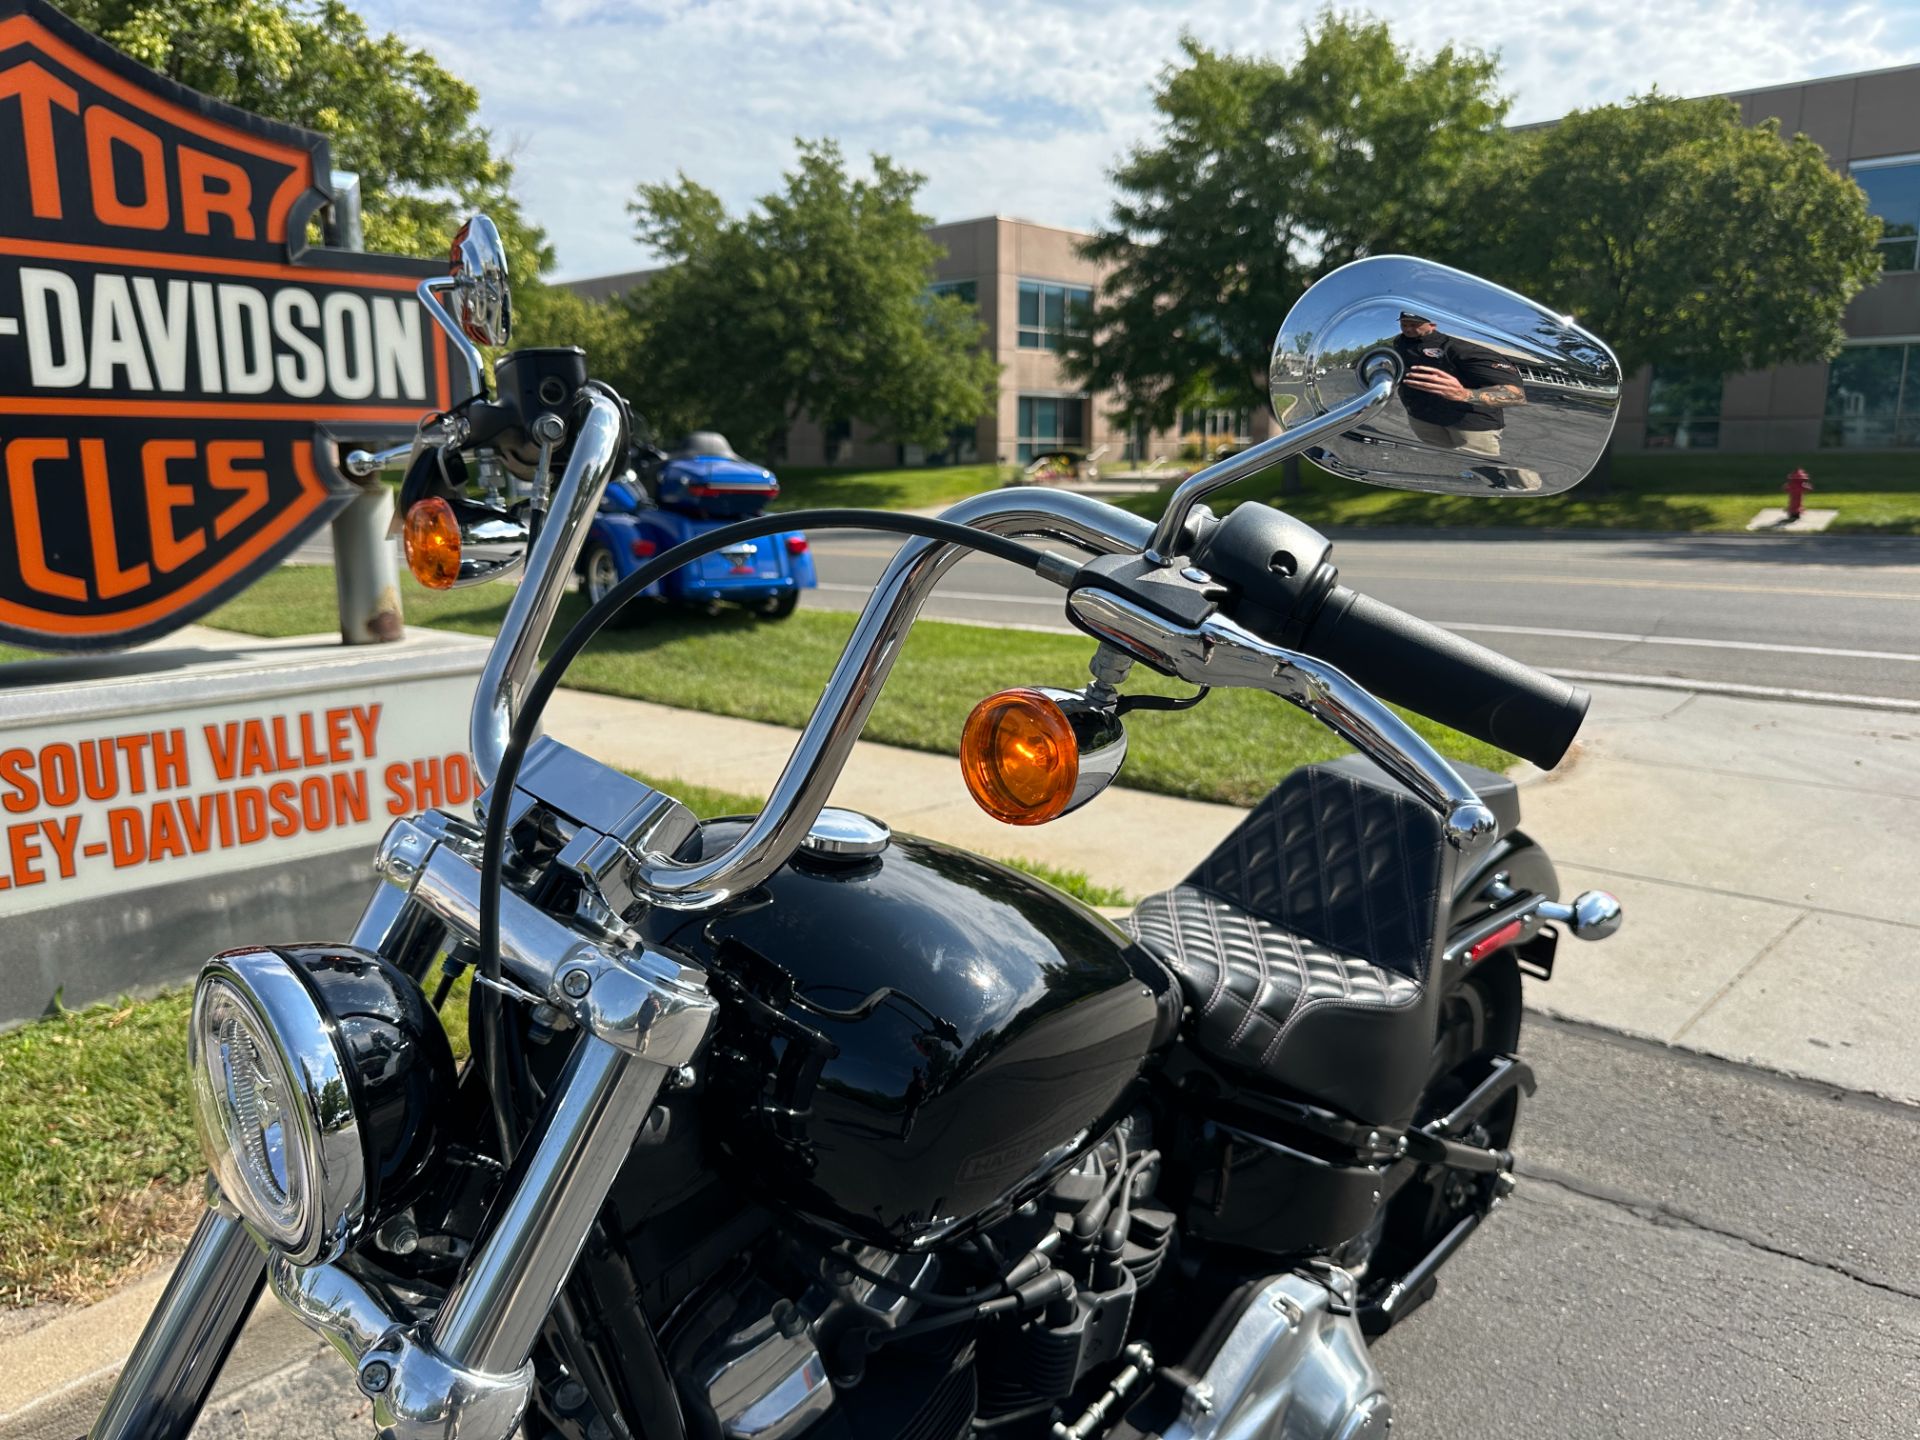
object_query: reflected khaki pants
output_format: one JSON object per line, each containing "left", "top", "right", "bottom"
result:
{"left": 1408, "top": 419, "right": 1502, "bottom": 456}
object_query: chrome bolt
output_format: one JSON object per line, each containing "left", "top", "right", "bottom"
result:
{"left": 561, "top": 968, "right": 592, "bottom": 999}
{"left": 360, "top": 1360, "right": 392, "bottom": 1395}
{"left": 375, "top": 1214, "right": 419, "bottom": 1256}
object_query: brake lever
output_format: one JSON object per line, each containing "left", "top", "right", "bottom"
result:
{"left": 1065, "top": 586, "right": 1498, "bottom": 856}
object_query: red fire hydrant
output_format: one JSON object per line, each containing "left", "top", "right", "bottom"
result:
{"left": 1784, "top": 468, "right": 1813, "bottom": 521}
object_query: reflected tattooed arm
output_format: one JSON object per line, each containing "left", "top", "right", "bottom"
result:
{"left": 1401, "top": 366, "right": 1526, "bottom": 408}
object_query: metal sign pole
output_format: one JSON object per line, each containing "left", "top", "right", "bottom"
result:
{"left": 325, "top": 171, "right": 405, "bottom": 643}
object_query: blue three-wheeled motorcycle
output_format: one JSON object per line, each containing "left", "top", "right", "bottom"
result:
{"left": 578, "top": 431, "right": 816, "bottom": 621}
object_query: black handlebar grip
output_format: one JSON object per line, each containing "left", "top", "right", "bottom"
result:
{"left": 1301, "top": 586, "right": 1589, "bottom": 771}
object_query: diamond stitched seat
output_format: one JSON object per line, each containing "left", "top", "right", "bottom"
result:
{"left": 1127, "top": 885, "right": 1419, "bottom": 1078}
{"left": 1124, "top": 762, "right": 1450, "bottom": 1123}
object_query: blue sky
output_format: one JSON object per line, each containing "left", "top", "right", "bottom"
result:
{"left": 359, "top": 0, "right": 1920, "bottom": 281}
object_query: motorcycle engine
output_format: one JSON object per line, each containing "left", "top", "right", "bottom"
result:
{"left": 575, "top": 1111, "right": 1173, "bottom": 1440}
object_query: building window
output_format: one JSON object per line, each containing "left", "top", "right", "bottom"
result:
{"left": 1017, "top": 280, "right": 1092, "bottom": 350}
{"left": 1016, "top": 394, "right": 1086, "bottom": 462}
{"left": 1853, "top": 157, "right": 1920, "bottom": 273}
{"left": 1823, "top": 343, "right": 1916, "bottom": 448}
{"left": 1643, "top": 369, "right": 1723, "bottom": 450}
{"left": 930, "top": 279, "right": 978, "bottom": 306}
{"left": 901, "top": 425, "right": 980, "bottom": 467}
{"left": 1178, "top": 408, "right": 1251, "bottom": 459}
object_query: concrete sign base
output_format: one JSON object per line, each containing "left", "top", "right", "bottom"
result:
{"left": 0, "top": 628, "right": 488, "bottom": 1025}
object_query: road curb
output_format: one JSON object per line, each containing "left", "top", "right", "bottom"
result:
{"left": 0, "top": 1270, "right": 331, "bottom": 1440}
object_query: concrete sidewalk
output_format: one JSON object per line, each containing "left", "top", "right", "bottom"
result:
{"left": 540, "top": 677, "right": 1920, "bottom": 1108}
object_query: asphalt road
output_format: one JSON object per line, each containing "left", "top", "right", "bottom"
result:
{"left": 164, "top": 1016, "right": 1920, "bottom": 1438}
{"left": 802, "top": 528, "right": 1920, "bottom": 708}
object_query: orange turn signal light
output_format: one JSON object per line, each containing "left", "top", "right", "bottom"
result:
{"left": 960, "top": 688, "right": 1080, "bottom": 826}
{"left": 404, "top": 497, "right": 461, "bottom": 590}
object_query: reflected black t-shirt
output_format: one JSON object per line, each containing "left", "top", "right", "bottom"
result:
{"left": 1392, "top": 333, "right": 1522, "bottom": 431}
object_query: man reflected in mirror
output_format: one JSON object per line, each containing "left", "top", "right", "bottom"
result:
{"left": 1392, "top": 312, "right": 1538, "bottom": 489}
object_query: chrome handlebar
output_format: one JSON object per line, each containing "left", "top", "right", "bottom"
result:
{"left": 470, "top": 389, "right": 627, "bottom": 788}
{"left": 1065, "top": 589, "right": 1497, "bottom": 853}
{"left": 463, "top": 391, "right": 1492, "bottom": 906}
{"left": 627, "top": 489, "right": 1154, "bottom": 907}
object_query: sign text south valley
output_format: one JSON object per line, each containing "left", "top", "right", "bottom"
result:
{"left": 0, "top": 701, "right": 475, "bottom": 891}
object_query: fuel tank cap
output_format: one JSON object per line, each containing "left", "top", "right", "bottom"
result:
{"left": 800, "top": 808, "right": 891, "bottom": 861}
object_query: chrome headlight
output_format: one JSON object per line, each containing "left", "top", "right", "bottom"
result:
{"left": 190, "top": 945, "right": 454, "bottom": 1266}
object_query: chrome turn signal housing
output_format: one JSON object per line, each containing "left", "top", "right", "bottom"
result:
{"left": 960, "top": 686, "right": 1127, "bottom": 825}
{"left": 189, "top": 946, "right": 455, "bottom": 1265}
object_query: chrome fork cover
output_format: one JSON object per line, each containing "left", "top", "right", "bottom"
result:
{"left": 1161, "top": 1270, "right": 1390, "bottom": 1440}
{"left": 269, "top": 1253, "right": 532, "bottom": 1440}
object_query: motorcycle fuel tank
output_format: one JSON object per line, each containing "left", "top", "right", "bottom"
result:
{"left": 646, "top": 818, "right": 1175, "bottom": 1251}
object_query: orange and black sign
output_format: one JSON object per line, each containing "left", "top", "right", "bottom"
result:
{"left": 0, "top": 0, "right": 454, "bottom": 651}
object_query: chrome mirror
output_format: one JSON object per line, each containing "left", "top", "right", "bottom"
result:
{"left": 417, "top": 214, "right": 511, "bottom": 404}
{"left": 1269, "top": 256, "right": 1620, "bottom": 496}
{"left": 449, "top": 214, "right": 512, "bottom": 347}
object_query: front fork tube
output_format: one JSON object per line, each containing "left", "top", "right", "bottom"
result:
{"left": 88, "top": 1208, "right": 266, "bottom": 1440}
{"left": 279, "top": 1036, "right": 665, "bottom": 1440}
{"left": 94, "top": 1032, "right": 660, "bottom": 1440}
{"left": 87, "top": 884, "right": 446, "bottom": 1440}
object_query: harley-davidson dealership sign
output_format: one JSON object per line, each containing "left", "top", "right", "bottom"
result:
{"left": 0, "top": 0, "right": 454, "bottom": 651}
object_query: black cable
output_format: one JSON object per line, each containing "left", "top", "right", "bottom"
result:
{"left": 814, "top": 1241, "right": 1003, "bottom": 1312}
{"left": 1116, "top": 686, "right": 1210, "bottom": 716}
{"left": 475, "top": 509, "right": 1057, "bottom": 1160}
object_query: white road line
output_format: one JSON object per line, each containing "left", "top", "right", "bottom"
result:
{"left": 0, "top": 316, "right": 17, "bottom": 337}
{"left": 1348, "top": 569, "right": 1920, "bottom": 600}
{"left": 824, "top": 587, "right": 1920, "bottom": 665}
{"left": 1545, "top": 669, "right": 1920, "bottom": 712}
{"left": 812, "top": 584, "right": 1920, "bottom": 708}
{"left": 1434, "top": 620, "right": 1920, "bottom": 666}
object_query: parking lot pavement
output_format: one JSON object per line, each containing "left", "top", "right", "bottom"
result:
{"left": 11, "top": 1017, "right": 1913, "bottom": 1438}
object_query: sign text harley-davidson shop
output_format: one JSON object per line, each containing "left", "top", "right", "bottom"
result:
{"left": 0, "top": 0, "right": 454, "bottom": 650}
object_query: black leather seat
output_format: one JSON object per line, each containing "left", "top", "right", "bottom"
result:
{"left": 1125, "top": 757, "right": 1511, "bottom": 1124}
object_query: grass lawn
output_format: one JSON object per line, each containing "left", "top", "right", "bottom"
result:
{"left": 1110, "top": 449, "right": 1920, "bottom": 535}
{"left": 743, "top": 453, "right": 1920, "bottom": 534}
{"left": 196, "top": 565, "right": 1510, "bottom": 809}
{"left": 768, "top": 462, "right": 1015, "bottom": 514}
{"left": 0, "top": 765, "right": 1121, "bottom": 1307}
{"left": 0, "top": 990, "right": 205, "bottom": 1305}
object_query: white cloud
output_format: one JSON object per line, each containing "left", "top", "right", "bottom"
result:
{"left": 358, "top": 0, "right": 1920, "bottom": 279}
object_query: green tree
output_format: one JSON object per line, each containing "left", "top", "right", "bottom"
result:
{"left": 627, "top": 140, "right": 1000, "bottom": 456}
{"left": 1455, "top": 93, "right": 1883, "bottom": 381}
{"left": 1064, "top": 15, "right": 1511, "bottom": 432}
{"left": 64, "top": 0, "right": 553, "bottom": 279}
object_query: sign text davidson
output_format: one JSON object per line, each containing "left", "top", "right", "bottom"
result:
{"left": 0, "top": 0, "right": 454, "bottom": 650}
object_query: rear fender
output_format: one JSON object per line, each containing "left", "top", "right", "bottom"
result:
{"left": 1449, "top": 828, "right": 1558, "bottom": 924}
{"left": 1442, "top": 829, "right": 1561, "bottom": 985}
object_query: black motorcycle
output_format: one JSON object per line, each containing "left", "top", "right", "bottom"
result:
{"left": 91, "top": 218, "right": 1624, "bottom": 1440}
